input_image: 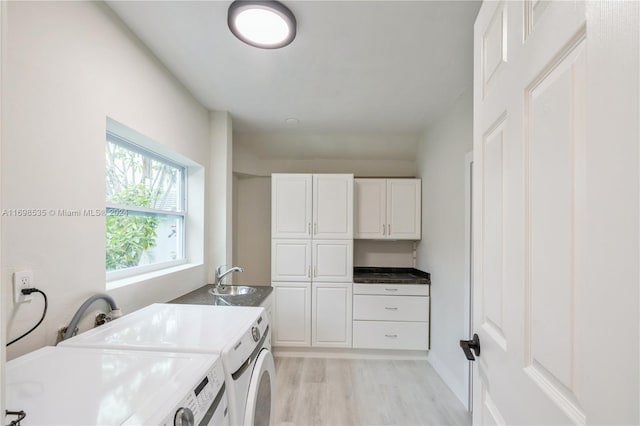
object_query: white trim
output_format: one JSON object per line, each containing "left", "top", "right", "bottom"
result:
{"left": 106, "top": 262, "right": 199, "bottom": 290}
{"left": 273, "top": 346, "right": 428, "bottom": 360}
{"left": 0, "top": 0, "right": 5, "bottom": 416}
{"left": 464, "top": 150, "right": 473, "bottom": 412}
{"left": 107, "top": 258, "right": 187, "bottom": 282}
{"left": 106, "top": 117, "right": 204, "bottom": 169}
{"left": 106, "top": 203, "right": 185, "bottom": 217}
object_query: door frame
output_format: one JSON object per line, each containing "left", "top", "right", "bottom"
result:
{"left": 464, "top": 150, "right": 473, "bottom": 413}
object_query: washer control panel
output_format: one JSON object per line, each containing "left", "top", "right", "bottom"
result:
{"left": 160, "top": 358, "right": 227, "bottom": 426}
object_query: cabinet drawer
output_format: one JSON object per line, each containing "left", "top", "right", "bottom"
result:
{"left": 353, "top": 283, "right": 429, "bottom": 296}
{"left": 353, "top": 321, "right": 428, "bottom": 350}
{"left": 353, "top": 295, "right": 429, "bottom": 322}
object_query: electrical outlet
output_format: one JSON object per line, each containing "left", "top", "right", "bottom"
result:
{"left": 14, "top": 270, "right": 34, "bottom": 303}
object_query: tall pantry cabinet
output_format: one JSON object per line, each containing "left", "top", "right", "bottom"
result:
{"left": 271, "top": 174, "right": 353, "bottom": 348}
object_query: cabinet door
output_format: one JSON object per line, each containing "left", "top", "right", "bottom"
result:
{"left": 313, "top": 174, "right": 353, "bottom": 239}
{"left": 312, "top": 240, "right": 353, "bottom": 282}
{"left": 354, "top": 179, "right": 386, "bottom": 239}
{"left": 312, "top": 282, "right": 352, "bottom": 347}
{"left": 386, "top": 179, "right": 422, "bottom": 240}
{"left": 272, "top": 282, "right": 311, "bottom": 347}
{"left": 272, "top": 174, "right": 312, "bottom": 239}
{"left": 271, "top": 240, "right": 311, "bottom": 282}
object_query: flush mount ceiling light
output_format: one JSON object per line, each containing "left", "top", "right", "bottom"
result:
{"left": 228, "top": 1, "right": 297, "bottom": 49}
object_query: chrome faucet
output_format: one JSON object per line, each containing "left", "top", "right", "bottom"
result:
{"left": 214, "top": 265, "right": 244, "bottom": 288}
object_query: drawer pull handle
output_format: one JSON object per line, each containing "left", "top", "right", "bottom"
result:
{"left": 385, "top": 334, "right": 398, "bottom": 338}
{"left": 385, "top": 307, "right": 398, "bottom": 310}
{"left": 384, "top": 288, "right": 398, "bottom": 292}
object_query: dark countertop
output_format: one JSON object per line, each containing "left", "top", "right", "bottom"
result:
{"left": 353, "top": 267, "right": 431, "bottom": 285}
{"left": 169, "top": 284, "right": 273, "bottom": 307}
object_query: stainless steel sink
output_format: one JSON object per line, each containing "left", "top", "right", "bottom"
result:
{"left": 208, "top": 285, "right": 256, "bottom": 297}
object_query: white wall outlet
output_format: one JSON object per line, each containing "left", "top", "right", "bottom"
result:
{"left": 14, "top": 270, "right": 34, "bottom": 303}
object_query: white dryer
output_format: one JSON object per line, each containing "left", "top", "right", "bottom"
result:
{"left": 6, "top": 346, "right": 228, "bottom": 425}
{"left": 59, "top": 304, "right": 276, "bottom": 426}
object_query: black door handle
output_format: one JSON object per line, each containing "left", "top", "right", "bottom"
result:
{"left": 459, "top": 333, "right": 481, "bottom": 361}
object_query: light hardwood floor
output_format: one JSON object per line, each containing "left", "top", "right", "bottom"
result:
{"left": 273, "top": 357, "right": 471, "bottom": 426}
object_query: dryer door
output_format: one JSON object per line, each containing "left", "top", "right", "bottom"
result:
{"left": 243, "top": 349, "right": 276, "bottom": 426}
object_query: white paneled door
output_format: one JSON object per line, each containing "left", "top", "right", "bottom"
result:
{"left": 472, "top": 1, "right": 638, "bottom": 425}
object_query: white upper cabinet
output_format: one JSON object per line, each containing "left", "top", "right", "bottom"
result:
{"left": 354, "top": 179, "right": 386, "bottom": 239}
{"left": 312, "top": 174, "right": 353, "bottom": 239}
{"left": 386, "top": 179, "right": 421, "bottom": 239}
{"left": 272, "top": 173, "right": 353, "bottom": 240}
{"left": 271, "top": 174, "right": 313, "bottom": 239}
{"left": 354, "top": 178, "right": 422, "bottom": 240}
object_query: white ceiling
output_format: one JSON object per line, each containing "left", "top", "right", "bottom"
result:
{"left": 107, "top": 0, "right": 480, "bottom": 158}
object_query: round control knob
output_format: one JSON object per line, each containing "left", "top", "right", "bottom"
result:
{"left": 251, "top": 326, "right": 261, "bottom": 342}
{"left": 174, "top": 407, "right": 195, "bottom": 426}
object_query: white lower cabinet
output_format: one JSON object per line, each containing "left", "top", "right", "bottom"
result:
{"left": 272, "top": 282, "right": 311, "bottom": 347}
{"left": 272, "top": 281, "right": 353, "bottom": 348}
{"left": 352, "top": 321, "right": 428, "bottom": 350}
{"left": 312, "top": 282, "right": 352, "bottom": 347}
{"left": 353, "top": 295, "right": 429, "bottom": 322}
{"left": 352, "top": 283, "right": 430, "bottom": 351}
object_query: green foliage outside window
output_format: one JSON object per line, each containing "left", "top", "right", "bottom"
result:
{"left": 106, "top": 137, "right": 182, "bottom": 272}
{"left": 106, "top": 184, "right": 159, "bottom": 270}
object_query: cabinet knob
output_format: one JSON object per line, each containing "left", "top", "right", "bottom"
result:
{"left": 383, "top": 224, "right": 386, "bottom": 235}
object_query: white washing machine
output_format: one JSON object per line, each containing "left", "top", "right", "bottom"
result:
{"left": 6, "top": 346, "right": 228, "bottom": 425}
{"left": 59, "top": 304, "right": 276, "bottom": 426}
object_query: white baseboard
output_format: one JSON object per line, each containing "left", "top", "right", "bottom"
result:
{"left": 273, "top": 346, "right": 429, "bottom": 360}
{"left": 427, "top": 350, "right": 469, "bottom": 410}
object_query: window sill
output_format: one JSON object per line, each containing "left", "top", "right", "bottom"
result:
{"left": 106, "top": 263, "right": 202, "bottom": 291}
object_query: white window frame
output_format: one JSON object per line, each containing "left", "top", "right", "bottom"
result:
{"left": 105, "top": 131, "right": 188, "bottom": 281}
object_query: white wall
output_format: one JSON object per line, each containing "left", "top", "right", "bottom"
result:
{"left": 208, "top": 111, "right": 234, "bottom": 282}
{"left": 416, "top": 88, "right": 472, "bottom": 407}
{"left": 234, "top": 138, "right": 417, "bottom": 177}
{"left": 233, "top": 175, "right": 271, "bottom": 286}
{"left": 2, "top": 2, "right": 213, "bottom": 359}
{"left": 354, "top": 240, "right": 415, "bottom": 267}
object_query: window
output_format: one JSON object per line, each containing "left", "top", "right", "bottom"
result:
{"left": 105, "top": 131, "right": 187, "bottom": 279}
